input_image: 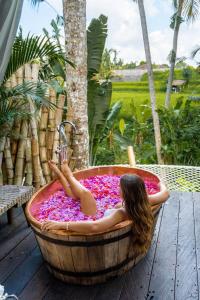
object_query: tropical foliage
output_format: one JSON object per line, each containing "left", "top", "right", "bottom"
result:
{"left": 0, "top": 32, "right": 69, "bottom": 140}
{"left": 4, "top": 32, "right": 71, "bottom": 83}
{"left": 0, "top": 81, "right": 51, "bottom": 138}
{"left": 87, "top": 15, "right": 121, "bottom": 164}
{"left": 96, "top": 98, "right": 200, "bottom": 166}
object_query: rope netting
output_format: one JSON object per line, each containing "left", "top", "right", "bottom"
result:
{"left": 137, "top": 164, "right": 200, "bottom": 192}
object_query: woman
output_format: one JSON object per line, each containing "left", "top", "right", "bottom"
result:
{"left": 41, "top": 160, "right": 169, "bottom": 254}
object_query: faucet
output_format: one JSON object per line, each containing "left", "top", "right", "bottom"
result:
{"left": 57, "top": 121, "right": 76, "bottom": 165}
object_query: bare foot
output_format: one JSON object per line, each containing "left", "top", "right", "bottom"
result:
{"left": 61, "top": 159, "right": 73, "bottom": 178}
{"left": 48, "top": 160, "right": 62, "bottom": 177}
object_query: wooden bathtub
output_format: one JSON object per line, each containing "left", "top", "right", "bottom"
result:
{"left": 26, "top": 166, "right": 164, "bottom": 285}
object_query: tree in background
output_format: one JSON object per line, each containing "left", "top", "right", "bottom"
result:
{"left": 165, "top": 0, "right": 200, "bottom": 107}
{"left": 133, "top": 0, "right": 163, "bottom": 164}
{"left": 63, "top": 0, "right": 89, "bottom": 170}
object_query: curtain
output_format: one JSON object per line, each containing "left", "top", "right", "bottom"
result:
{"left": 0, "top": 0, "right": 24, "bottom": 83}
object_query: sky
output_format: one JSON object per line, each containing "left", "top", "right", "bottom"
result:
{"left": 20, "top": 0, "right": 200, "bottom": 66}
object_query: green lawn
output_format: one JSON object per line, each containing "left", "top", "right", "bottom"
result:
{"left": 111, "top": 77, "right": 200, "bottom": 120}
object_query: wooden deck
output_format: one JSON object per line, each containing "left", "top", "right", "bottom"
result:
{"left": 0, "top": 191, "right": 200, "bottom": 300}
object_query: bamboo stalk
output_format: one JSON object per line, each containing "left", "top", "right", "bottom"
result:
{"left": 2, "top": 75, "right": 15, "bottom": 184}
{"left": 4, "top": 137, "right": 14, "bottom": 184}
{"left": 24, "top": 137, "right": 33, "bottom": 186}
{"left": 14, "top": 121, "right": 28, "bottom": 185}
{"left": 39, "top": 106, "right": 51, "bottom": 183}
{"left": 10, "top": 67, "right": 24, "bottom": 164}
{"left": 47, "top": 88, "right": 56, "bottom": 161}
{"left": 16, "top": 66, "right": 24, "bottom": 84}
{"left": 11, "top": 119, "right": 22, "bottom": 164}
{"left": 13, "top": 66, "right": 30, "bottom": 185}
{"left": 26, "top": 63, "right": 45, "bottom": 187}
{"left": 0, "top": 137, "right": 6, "bottom": 185}
{"left": 10, "top": 73, "right": 17, "bottom": 87}
{"left": 52, "top": 94, "right": 65, "bottom": 164}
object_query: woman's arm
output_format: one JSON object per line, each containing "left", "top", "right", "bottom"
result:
{"left": 148, "top": 182, "right": 169, "bottom": 205}
{"left": 41, "top": 209, "right": 126, "bottom": 234}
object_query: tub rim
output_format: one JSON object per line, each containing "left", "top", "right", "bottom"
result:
{"left": 26, "top": 165, "right": 162, "bottom": 236}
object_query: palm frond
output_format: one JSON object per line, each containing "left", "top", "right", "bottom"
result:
{"left": 3, "top": 34, "right": 73, "bottom": 82}
{"left": 191, "top": 45, "right": 200, "bottom": 58}
{"left": 182, "top": 0, "right": 200, "bottom": 22}
{"left": 0, "top": 81, "right": 56, "bottom": 109}
{"left": 29, "top": 0, "right": 44, "bottom": 7}
{"left": 172, "top": 0, "right": 178, "bottom": 9}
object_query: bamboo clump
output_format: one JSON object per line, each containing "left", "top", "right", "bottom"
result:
{"left": 0, "top": 63, "right": 66, "bottom": 188}
{"left": 27, "top": 63, "right": 45, "bottom": 187}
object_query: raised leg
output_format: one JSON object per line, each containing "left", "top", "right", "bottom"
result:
{"left": 48, "top": 161, "right": 76, "bottom": 199}
{"left": 61, "top": 160, "right": 97, "bottom": 216}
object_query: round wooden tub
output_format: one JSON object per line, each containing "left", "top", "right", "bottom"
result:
{"left": 26, "top": 166, "right": 164, "bottom": 285}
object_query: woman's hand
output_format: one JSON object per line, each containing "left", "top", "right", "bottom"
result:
{"left": 41, "top": 220, "right": 66, "bottom": 231}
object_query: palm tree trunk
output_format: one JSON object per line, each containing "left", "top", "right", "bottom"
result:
{"left": 165, "top": 4, "right": 183, "bottom": 108}
{"left": 137, "top": 0, "right": 163, "bottom": 164}
{"left": 63, "top": 0, "right": 89, "bottom": 169}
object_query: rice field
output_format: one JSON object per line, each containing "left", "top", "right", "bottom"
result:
{"left": 111, "top": 71, "right": 200, "bottom": 120}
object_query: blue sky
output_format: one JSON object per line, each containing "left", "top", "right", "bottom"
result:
{"left": 20, "top": 0, "right": 200, "bottom": 65}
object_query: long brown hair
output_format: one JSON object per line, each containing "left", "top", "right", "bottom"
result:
{"left": 120, "top": 174, "right": 153, "bottom": 256}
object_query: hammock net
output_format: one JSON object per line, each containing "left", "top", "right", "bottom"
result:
{"left": 137, "top": 164, "right": 200, "bottom": 192}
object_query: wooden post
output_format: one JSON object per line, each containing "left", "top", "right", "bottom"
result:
{"left": 127, "top": 146, "right": 136, "bottom": 167}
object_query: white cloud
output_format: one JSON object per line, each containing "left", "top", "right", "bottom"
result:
{"left": 35, "top": 0, "right": 200, "bottom": 66}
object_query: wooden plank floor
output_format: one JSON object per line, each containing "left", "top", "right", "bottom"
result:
{"left": 0, "top": 191, "right": 200, "bottom": 300}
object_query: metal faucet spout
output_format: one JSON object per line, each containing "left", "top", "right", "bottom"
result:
{"left": 57, "top": 121, "right": 76, "bottom": 165}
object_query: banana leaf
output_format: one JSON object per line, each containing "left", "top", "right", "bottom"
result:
{"left": 87, "top": 14, "right": 113, "bottom": 164}
{"left": 87, "top": 15, "right": 108, "bottom": 79}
